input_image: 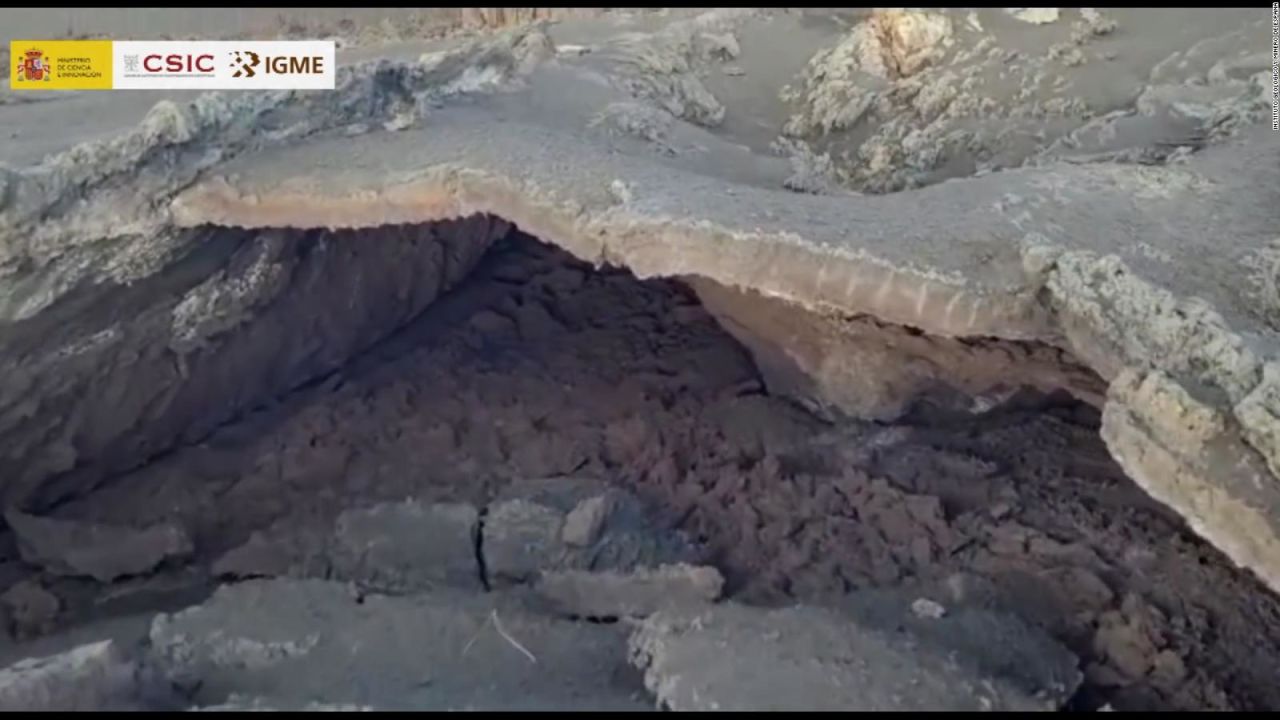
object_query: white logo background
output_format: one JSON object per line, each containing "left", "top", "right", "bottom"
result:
{"left": 112, "top": 41, "right": 335, "bottom": 90}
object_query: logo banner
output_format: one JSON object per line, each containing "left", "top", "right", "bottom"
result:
{"left": 10, "top": 40, "right": 336, "bottom": 90}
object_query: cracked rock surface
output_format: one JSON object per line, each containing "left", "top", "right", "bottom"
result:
{"left": 1, "top": 9, "right": 1277, "bottom": 596}
{"left": 4, "top": 510, "right": 192, "bottom": 583}
{"left": 629, "top": 601, "right": 1080, "bottom": 711}
{"left": 0, "top": 232, "right": 1270, "bottom": 710}
{"left": 147, "top": 578, "right": 651, "bottom": 711}
{"left": 2, "top": 5, "right": 1280, "bottom": 713}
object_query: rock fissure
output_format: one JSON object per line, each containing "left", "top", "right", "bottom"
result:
{"left": 4, "top": 7, "right": 1280, "bottom": 712}
{"left": 1, "top": 223, "right": 1278, "bottom": 711}
{"left": 475, "top": 506, "right": 491, "bottom": 592}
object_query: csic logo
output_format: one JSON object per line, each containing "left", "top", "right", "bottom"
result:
{"left": 230, "top": 50, "right": 260, "bottom": 78}
{"left": 137, "top": 53, "right": 215, "bottom": 74}
{"left": 15, "top": 49, "right": 52, "bottom": 82}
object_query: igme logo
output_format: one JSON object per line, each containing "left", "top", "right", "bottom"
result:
{"left": 231, "top": 50, "right": 325, "bottom": 78}
{"left": 230, "top": 50, "right": 260, "bottom": 78}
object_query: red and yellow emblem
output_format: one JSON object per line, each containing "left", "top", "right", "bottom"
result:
{"left": 16, "top": 49, "right": 52, "bottom": 82}
{"left": 9, "top": 40, "right": 112, "bottom": 90}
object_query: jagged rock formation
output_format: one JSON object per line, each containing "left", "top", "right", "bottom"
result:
{"left": 2, "top": 7, "right": 1279, "bottom": 608}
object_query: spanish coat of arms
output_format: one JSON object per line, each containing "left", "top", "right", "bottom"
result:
{"left": 17, "top": 50, "right": 52, "bottom": 82}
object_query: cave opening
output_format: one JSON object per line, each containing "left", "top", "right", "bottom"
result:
{"left": 4, "top": 219, "right": 1280, "bottom": 711}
